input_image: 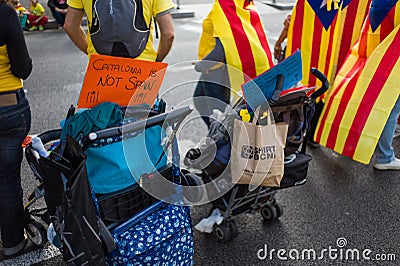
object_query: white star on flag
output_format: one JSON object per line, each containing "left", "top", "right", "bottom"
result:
{"left": 320, "top": 0, "right": 341, "bottom": 11}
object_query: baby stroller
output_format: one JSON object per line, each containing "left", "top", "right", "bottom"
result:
{"left": 24, "top": 102, "right": 201, "bottom": 265}
{"left": 184, "top": 68, "right": 329, "bottom": 242}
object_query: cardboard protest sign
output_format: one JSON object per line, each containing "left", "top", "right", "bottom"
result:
{"left": 78, "top": 54, "right": 167, "bottom": 108}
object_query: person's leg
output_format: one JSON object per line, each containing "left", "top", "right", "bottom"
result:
{"left": 395, "top": 116, "right": 400, "bottom": 138}
{"left": 194, "top": 79, "right": 230, "bottom": 127}
{"left": 205, "top": 82, "right": 230, "bottom": 111}
{"left": 38, "top": 16, "right": 48, "bottom": 30}
{"left": 27, "top": 14, "right": 37, "bottom": 26}
{"left": 374, "top": 95, "right": 400, "bottom": 166}
{"left": 193, "top": 79, "right": 211, "bottom": 126}
{"left": 308, "top": 101, "right": 324, "bottom": 147}
{"left": 59, "top": 13, "right": 66, "bottom": 27}
{"left": 20, "top": 14, "right": 28, "bottom": 29}
{"left": 50, "top": 8, "right": 64, "bottom": 26}
{"left": 0, "top": 92, "right": 31, "bottom": 255}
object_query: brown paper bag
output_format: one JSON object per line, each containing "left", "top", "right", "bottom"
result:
{"left": 231, "top": 108, "right": 288, "bottom": 187}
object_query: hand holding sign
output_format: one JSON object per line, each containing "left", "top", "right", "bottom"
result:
{"left": 78, "top": 54, "right": 168, "bottom": 108}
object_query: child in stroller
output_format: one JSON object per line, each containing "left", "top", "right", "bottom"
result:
{"left": 184, "top": 68, "right": 329, "bottom": 242}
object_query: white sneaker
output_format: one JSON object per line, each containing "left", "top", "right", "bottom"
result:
{"left": 373, "top": 157, "right": 400, "bottom": 170}
{"left": 394, "top": 124, "right": 400, "bottom": 138}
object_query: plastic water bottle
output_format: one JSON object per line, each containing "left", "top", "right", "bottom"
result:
{"left": 31, "top": 136, "right": 48, "bottom": 158}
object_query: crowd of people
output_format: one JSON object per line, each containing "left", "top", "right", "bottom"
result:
{"left": 9, "top": 0, "right": 67, "bottom": 31}
{"left": 1, "top": 0, "right": 399, "bottom": 260}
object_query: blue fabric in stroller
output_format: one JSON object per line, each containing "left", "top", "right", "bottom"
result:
{"left": 107, "top": 201, "right": 193, "bottom": 265}
{"left": 85, "top": 125, "right": 167, "bottom": 194}
{"left": 60, "top": 102, "right": 167, "bottom": 194}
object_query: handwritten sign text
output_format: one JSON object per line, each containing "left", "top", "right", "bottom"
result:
{"left": 78, "top": 54, "right": 167, "bottom": 108}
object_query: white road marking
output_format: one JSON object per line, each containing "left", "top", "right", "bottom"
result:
{"left": 167, "top": 64, "right": 196, "bottom": 72}
{"left": 177, "top": 24, "right": 203, "bottom": 34}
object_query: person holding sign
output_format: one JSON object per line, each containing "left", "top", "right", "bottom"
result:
{"left": 63, "top": 0, "right": 174, "bottom": 62}
{"left": 193, "top": 0, "right": 274, "bottom": 127}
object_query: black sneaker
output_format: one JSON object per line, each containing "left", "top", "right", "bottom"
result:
{"left": 307, "top": 140, "right": 320, "bottom": 148}
{"left": 3, "top": 235, "right": 27, "bottom": 258}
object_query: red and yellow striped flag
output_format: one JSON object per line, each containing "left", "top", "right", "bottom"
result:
{"left": 327, "top": 0, "right": 371, "bottom": 83}
{"left": 209, "top": 0, "right": 274, "bottom": 93}
{"left": 315, "top": 2, "right": 400, "bottom": 164}
{"left": 285, "top": 0, "right": 370, "bottom": 88}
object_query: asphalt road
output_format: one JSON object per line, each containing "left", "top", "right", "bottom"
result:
{"left": 1, "top": 1, "right": 399, "bottom": 265}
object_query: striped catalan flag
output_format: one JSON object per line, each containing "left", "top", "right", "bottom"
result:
{"left": 326, "top": 0, "right": 371, "bottom": 84}
{"left": 315, "top": 1, "right": 400, "bottom": 164}
{"left": 285, "top": 0, "right": 370, "bottom": 89}
{"left": 285, "top": 0, "right": 339, "bottom": 88}
{"left": 210, "top": 0, "right": 274, "bottom": 94}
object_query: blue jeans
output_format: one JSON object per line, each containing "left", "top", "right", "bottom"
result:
{"left": 49, "top": 8, "right": 66, "bottom": 27}
{"left": 0, "top": 89, "right": 31, "bottom": 248}
{"left": 375, "top": 95, "right": 400, "bottom": 164}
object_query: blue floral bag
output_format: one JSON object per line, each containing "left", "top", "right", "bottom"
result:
{"left": 106, "top": 202, "right": 193, "bottom": 265}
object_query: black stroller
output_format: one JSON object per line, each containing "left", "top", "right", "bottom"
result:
{"left": 24, "top": 103, "right": 202, "bottom": 264}
{"left": 184, "top": 68, "right": 329, "bottom": 242}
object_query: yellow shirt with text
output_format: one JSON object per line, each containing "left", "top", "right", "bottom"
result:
{"left": 29, "top": 3, "right": 45, "bottom": 16}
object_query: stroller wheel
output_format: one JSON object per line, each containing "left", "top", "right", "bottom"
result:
{"left": 260, "top": 203, "right": 278, "bottom": 221}
{"left": 26, "top": 219, "right": 47, "bottom": 247}
{"left": 275, "top": 203, "right": 283, "bottom": 218}
{"left": 182, "top": 173, "right": 204, "bottom": 204}
{"left": 215, "top": 223, "right": 231, "bottom": 243}
{"left": 227, "top": 220, "right": 238, "bottom": 238}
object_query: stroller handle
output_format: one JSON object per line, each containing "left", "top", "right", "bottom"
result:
{"left": 310, "top": 68, "right": 329, "bottom": 99}
{"left": 25, "top": 129, "right": 62, "bottom": 158}
{"left": 268, "top": 74, "right": 284, "bottom": 105}
{"left": 87, "top": 105, "right": 193, "bottom": 141}
{"left": 37, "top": 129, "right": 62, "bottom": 145}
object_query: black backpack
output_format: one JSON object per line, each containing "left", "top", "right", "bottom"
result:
{"left": 89, "top": 0, "right": 150, "bottom": 58}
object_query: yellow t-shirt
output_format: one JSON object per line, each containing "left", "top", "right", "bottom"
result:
{"left": 0, "top": 45, "right": 22, "bottom": 92}
{"left": 197, "top": 0, "right": 273, "bottom": 93}
{"left": 197, "top": 11, "right": 215, "bottom": 61}
{"left": 29, "top": 3, "right": 45, "bottom": 16}
{"left": 67, "top": 0, "right": 174, "bottom": 61}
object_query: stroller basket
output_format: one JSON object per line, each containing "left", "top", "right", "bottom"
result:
{"left": 96, "top": 183, "right": 158, "bottom": 228}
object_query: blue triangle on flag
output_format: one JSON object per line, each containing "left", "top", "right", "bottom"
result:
{"left": 369, "top": 0, "right": 399, "bottom": 32}
{"left": 342, "top": 0, "right": 352, "bottom": 8}
{"left": 307, "top": 0, "right": 340, "bottom": 30}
